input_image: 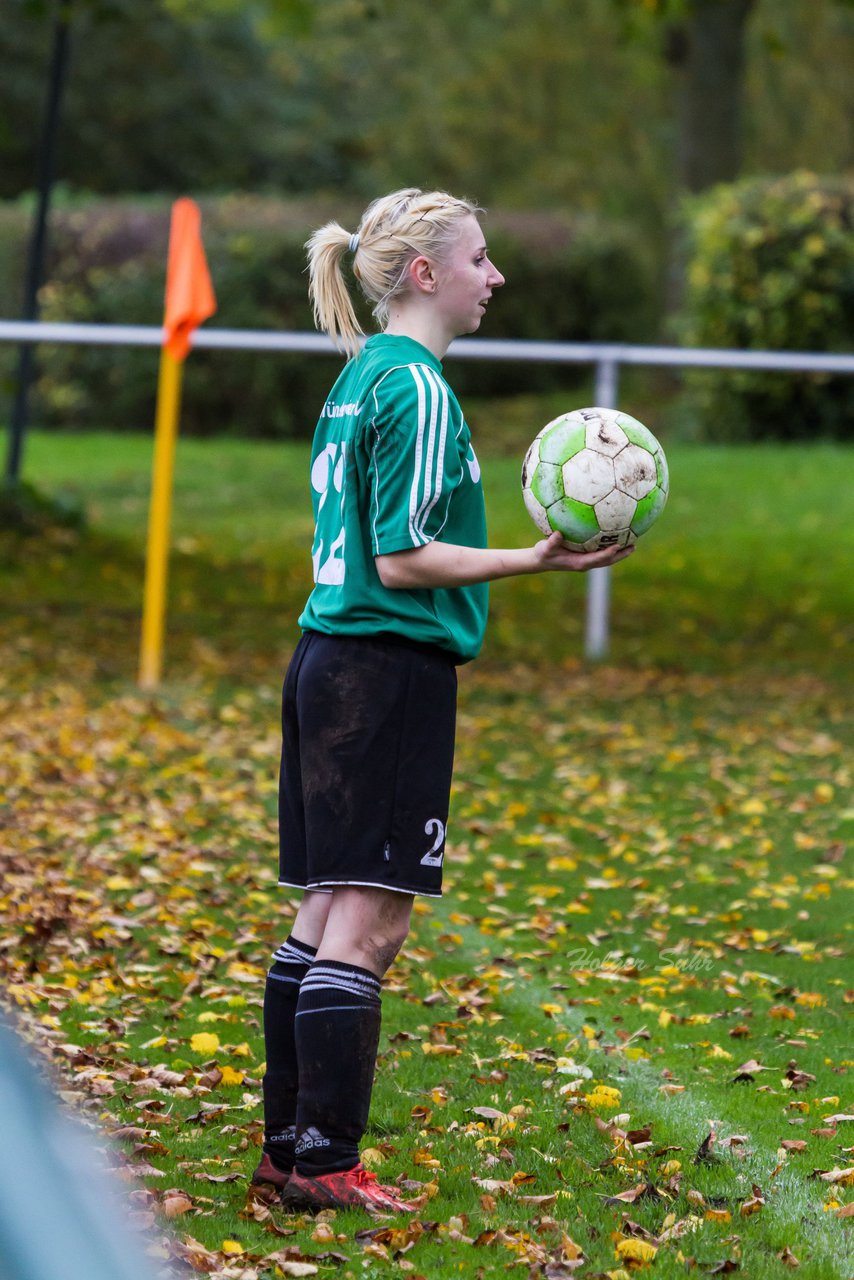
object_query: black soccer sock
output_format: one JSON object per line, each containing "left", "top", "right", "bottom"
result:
{"left": 293, "top": 960, "right": 382, "bottom": 1176}
{"left": 262, "top": 935, "right": 317, "bottom": 1172}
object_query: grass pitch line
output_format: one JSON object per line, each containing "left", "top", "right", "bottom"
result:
{"left": 614, "top": 1062, "right": 851, "bottom": 1277}
{"left": 396, "top": 904, "right": 851, "bottom": 1275}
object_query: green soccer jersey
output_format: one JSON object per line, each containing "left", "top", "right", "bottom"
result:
{"left": 298, "top": 334, "right": 488, "bottom": 663}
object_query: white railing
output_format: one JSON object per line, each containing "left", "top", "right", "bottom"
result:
{"left": 3, "top": 320, "right": 853, "bottom": 658}
{"left": 2, "top": 320, "right": 854, "bottom": 373}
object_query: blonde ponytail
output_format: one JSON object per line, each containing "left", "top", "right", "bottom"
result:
{"left": 305, "top": 188, "right": 482, "bottom": 359}
{"left": 305, "top": 221, "right": 364, "bottom": 360}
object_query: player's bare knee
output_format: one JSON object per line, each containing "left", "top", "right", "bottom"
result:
{"left": 365, "top": 933, "right": 406, "bottom": 976}
{"left": 300, "top": 889, "right": 332, "bottom": 926}
{"left": 364, "top": 913, "right": 411, "bottom": 975}
{"left": 293, "top": 889, "right": 332, "bottom": 947}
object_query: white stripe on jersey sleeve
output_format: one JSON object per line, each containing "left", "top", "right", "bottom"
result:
{"left": 408, "top": 365, "right": 429, "bottom": 546}
{"left": 369, "top": 361, "right": 458, "bottom": 551}
{"left": 414, "top": 365, "right": 449, "bottom": 541}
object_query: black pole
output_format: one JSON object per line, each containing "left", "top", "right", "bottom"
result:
{"left": 5, "top": 0, "right": 73, "bottom": 487}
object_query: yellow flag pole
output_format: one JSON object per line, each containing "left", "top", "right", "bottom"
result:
{"left": 139, "top": 348, "right": 183, "bottom": 689}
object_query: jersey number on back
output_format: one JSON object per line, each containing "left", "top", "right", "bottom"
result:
{"left": 311, "top": 442, "right": 347, "bottom": 585}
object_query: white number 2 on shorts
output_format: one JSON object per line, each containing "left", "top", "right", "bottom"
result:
{"left": 420, "top": 818, "right": 446, "bottom": 867}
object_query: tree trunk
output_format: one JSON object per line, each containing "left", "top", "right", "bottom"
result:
{"left": 666, "top": 0, "right": 756, "bottom": 193}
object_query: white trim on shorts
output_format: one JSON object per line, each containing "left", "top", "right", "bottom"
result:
{"left": 277, "top": 877, "right": 442, "bottom": 899}
{"left": 277, "top": 879, "right": 332, "bottom": 895}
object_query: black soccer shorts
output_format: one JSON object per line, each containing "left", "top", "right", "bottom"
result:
{"left": 278, "top": 630, "right": 458, "bottom": 898}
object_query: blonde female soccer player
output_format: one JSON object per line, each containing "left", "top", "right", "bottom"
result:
{"left": 254, "top": 188, "right": 634, "bottom": 1213}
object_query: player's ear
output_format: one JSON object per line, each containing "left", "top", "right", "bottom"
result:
{"left": 409, "top": 255, "right": 437, "bottom": 295}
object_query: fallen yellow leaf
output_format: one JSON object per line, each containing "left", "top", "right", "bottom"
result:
{"left": 616, "top": 1238, "right": 657, "bottom": 1263}
{"left": 585, "top": 1085, "right": 622, "bottom": 1110}
{"left": 190, "top": 1032, "right": 220, "bottom": 1054}
{"left": 219, "top": 1065, "right": 244, "bottom": 1086}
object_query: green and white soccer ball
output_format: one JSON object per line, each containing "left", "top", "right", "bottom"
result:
{"left": 521, "top": 407, "right": 669, "bottom": 551}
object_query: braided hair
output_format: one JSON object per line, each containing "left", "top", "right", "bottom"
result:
{"left": 306, "top": 187, "right": 482, "bottom": 358}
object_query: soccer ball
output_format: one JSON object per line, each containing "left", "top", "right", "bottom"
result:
{"left": 521, "top": 407, "right": 669, "bottom": 551}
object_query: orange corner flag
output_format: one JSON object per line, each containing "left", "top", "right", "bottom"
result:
{"left": 163, "top": 198, "right": 216, "bottom": 360}
{"left": 139, "top": 199, "right": 215, "bottom": 689}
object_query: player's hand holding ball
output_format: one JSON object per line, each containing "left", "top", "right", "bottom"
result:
{"left": 534, "top": 528, "right": 635, "bottom": 571}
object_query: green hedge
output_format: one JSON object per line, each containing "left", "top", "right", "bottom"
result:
{"left": 677, "top": 171, "right": 854, "bottom": 441}
{"left": 0, "top": 195, "right": 656, "bottom": 437}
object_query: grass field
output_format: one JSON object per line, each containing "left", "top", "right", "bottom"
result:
{"left": 2, "top": 428, "right": 852, "bottom": 1279}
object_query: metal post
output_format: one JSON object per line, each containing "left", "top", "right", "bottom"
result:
{"left": 584, "top": 358, "right": 620, "bottom": 660}
{"left": 5, "top": 0, "right": 73, "bottom": 486}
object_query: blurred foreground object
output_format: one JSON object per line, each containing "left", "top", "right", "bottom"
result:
{"left": 0, "top": 1014, "right": 158, "bottom": 1280}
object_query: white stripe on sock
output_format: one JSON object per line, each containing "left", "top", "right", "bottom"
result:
{"left": 295, "top": 1004, "right": 378, "bottom": 1017}
{"left": 301, "top": 968, "right": 380, "bottom": 1000}
{"left": 272, "top": 939, "right": 316, "bottom": 966}
{"left": 306, "top": 963, "right": 380, "bottom": 987}
{"left": 301, "top": 977, "right": 380, "bottom": 1001}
